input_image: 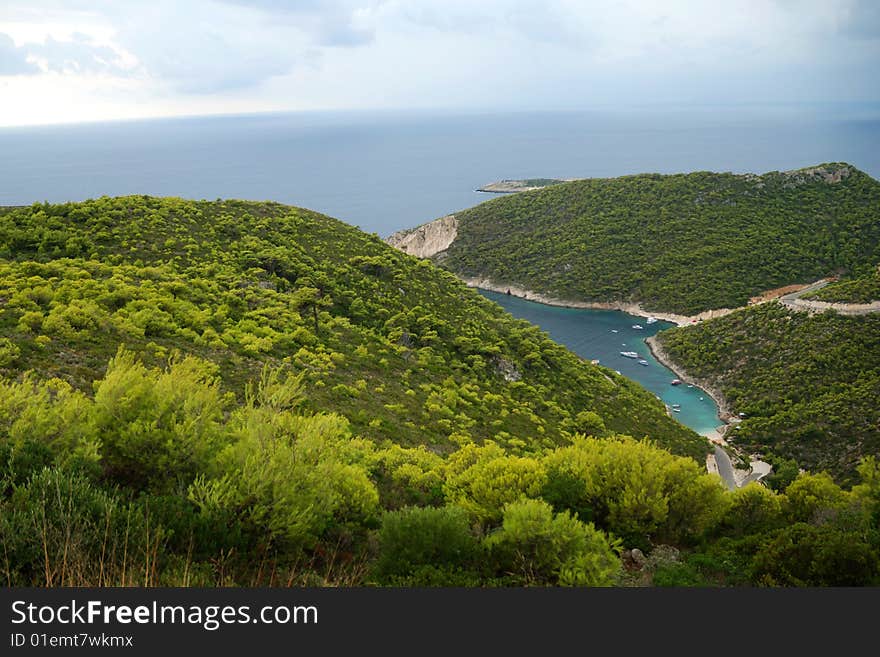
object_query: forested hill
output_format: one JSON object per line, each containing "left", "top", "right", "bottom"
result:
{"left": 3, "top": 197, "right": 880, "bottom": 588}
{"left": 0, "top": 196, "right": 700, "bottom": 458}
{"left": 655, "top": 304, "right": 880, "bottom": 484}
{"left": 431, "top": 163, "right": 880, "bottom": 315}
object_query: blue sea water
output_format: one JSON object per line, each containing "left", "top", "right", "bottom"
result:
{"left": 479, "top": 291, "right": 722, "bottom": 435}
{"left": 1, "top": 106, "right": 878, "bottom": 235}
{"left": 2, "top": 106, "right": 878, "bottom": 434}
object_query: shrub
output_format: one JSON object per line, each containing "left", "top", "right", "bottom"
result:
{"left": 372, "top": 506, "right": 480, "bottom": 585}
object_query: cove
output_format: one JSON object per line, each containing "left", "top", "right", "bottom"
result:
{"left": 479, "top": 289, "right": 723, "bottom": 436}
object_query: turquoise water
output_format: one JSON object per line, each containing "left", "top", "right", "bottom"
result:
{"left": 479, "top": 290, "right": 722, "bottom": 435}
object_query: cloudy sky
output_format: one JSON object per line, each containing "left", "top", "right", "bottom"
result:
{"left": 0, "top": 0, "right": 878, "bottom": 126}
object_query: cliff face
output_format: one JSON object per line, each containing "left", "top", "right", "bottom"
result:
{"left": 386, "top": 214, "right": 458, "bottom": 258}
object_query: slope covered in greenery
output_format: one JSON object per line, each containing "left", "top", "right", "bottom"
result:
{"left": 656, "top": 303, "right": 880, "bottom": 483}
{"left": 2, "top": 196, "right": 878, "bottom": 588}
{"left": 0, "top": 196, "right": 699, "bottom": 458}
{"left": 435, "top": 163, "right": 880, "bottom": 315}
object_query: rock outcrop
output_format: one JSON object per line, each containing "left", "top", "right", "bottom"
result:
{"left": 385, "top": 215, "right": 458, "bottom": 259}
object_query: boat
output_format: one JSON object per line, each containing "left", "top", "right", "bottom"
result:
{"left": 646, "top": 316, "right": 658, "bottom": 324}
{"left": 673, "top": 407, "right": 682, "bottom": 413}
{"left": 687, "top": 384, "right": 694, "bottom": 388}
{"left": 620, "top": 351, "right": 639, "bottom": 359}
{"left": 670, "top": 379, "right": 682, "bottom": 386}
{"left": 638, "top": 359, "right": 648, "bottom": 366}
{"left": 632, "top": 324, "right": 644, "bottom": 330}
{"left": 611, "top": 329, "right": 618, "bottom": 333}
{"left": 671, "top": 403, "right": 681, "bottom": 409}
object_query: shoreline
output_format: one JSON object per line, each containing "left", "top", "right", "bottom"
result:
{"left": 462, "top": 277, "right": 738, "bottom": 327}
{"left": 644, "top": 335, "right": 732, "bottom": 444}
{"left": 466, "top": 276, "right": 733, "bottom": 444}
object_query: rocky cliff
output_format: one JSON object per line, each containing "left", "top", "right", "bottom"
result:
{"left": 386, "top": 214, "right": 458, "bottom": 258}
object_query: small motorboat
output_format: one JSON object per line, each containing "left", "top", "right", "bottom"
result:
{"left": 638, "top": 359, "right": 648, "bottom": 366}
{"left": 620, "top": 351, "right": 639, "bottom": 359}
{"left": 646, "top": 317, "right": 658, "bottom": 324}
{"left": 673, "top": 407, "right": 682, "bottom": 413}
{"left": 632, "top": 324, "right": 644, "bottom": 330}
{"left": 611, "top": 329, "right": 618, "bottom": 333}
{"left": 670, "top": 379, "right": 682, "bottom": 386}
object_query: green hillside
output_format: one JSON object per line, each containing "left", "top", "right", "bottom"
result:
{"left": 435, "top": 163, "right": 880, "bottom": 315}
{"left": 655, "top": 303, "right": 880, "bottom": 483}
{"left": 0, "top": 196, "right": 699, "bottom": 458}
{"left": 2, "top": 196, "right": 878, "bottom": 588}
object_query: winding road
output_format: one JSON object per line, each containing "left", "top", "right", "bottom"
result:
{"left": 778, "top": 279, "right": 880, "bottom": 316}
{"left": 714, "top": 446, "right": 737, "bottom": 491}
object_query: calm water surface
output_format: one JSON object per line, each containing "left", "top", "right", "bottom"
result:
{"left": 2, "top": 107, "right": 878, "bottom": 235}
{"left": 480, "top": 290, "right": 722, "bottom": 435}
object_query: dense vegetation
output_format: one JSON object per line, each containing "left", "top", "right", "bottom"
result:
{"left": 436, "top": 163, "right": 880, "bottom": 315}
{"left": 805, "top": 266, "right": 880, "bottom": 304}
{"left": 0, "top": 196, "right": 698, "bottom": 457}
{"left": 1, "top": 196, "right": 878, "bottom": 587}
{"left": 656, "top": 303, "right": 880, "bottom": 483}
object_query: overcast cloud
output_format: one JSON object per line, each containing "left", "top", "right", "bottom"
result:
{"left": 0, "top": 0, "right": 877, "bottom": 125}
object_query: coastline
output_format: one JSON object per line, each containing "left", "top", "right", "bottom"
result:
{"left": 465, "top": 275, "right": 733, "bottom": 444}
{"left": 463, "top": 277, "right": 738, "bottom": 327}
{"left": 644, "top": 335, "right": 732, "bottom": 444}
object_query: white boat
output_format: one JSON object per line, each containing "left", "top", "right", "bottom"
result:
{"left": 638, "top": 359, "right": 648, "bottom": 366}
{"left": 632, "top": 324, "right": 644, "bottom": 330}
{"left": 611, "top": 329, "right": 618, "bottom": 333}
{"left": 619, "top": 351, "right": 639, "bottom": 358}
{"left": 646, "top": 317, "right": 658, "bottom": 324}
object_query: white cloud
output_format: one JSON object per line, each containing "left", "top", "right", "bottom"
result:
{"left": 0, "top": 0, "right": 877, "bottom": 126}
{"left": 0, "top": 32, "right": 39, "bottom": 75}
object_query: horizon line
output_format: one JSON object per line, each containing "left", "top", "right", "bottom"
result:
{"left": 3, "top": 100, "right": 880, "bottom": 130}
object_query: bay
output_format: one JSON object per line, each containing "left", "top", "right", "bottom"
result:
{"left": 479, "top": 290, "right": 723, "bottom": 436}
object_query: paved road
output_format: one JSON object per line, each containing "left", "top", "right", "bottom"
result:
{"left": 779, "top": 279, "right": 880, "bottom": 316}
{"left": 714, "top": 446, "right": 737, "bottom": 491}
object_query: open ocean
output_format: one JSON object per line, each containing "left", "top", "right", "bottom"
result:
{"left": 3, "top": 106, "right": 878, "bottom": 433}
{"left": 1, "top": 106, "right": 878, "bottom": 236}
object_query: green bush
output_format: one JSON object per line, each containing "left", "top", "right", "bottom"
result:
{"left": 373, "top": 505, "right": 481, "bottom": 585}
{"left": 485, "top": 499, "right": 620, "bottom": 586}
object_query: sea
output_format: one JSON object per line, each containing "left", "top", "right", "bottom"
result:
{"left": 3, "top": 105, "right": 879, "bottom": 433}
{"left": 479, "top": 291, "right": 722, "bottom": 435}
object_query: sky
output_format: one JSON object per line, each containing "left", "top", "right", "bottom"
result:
{"left": 0, "top": 0, "right": 878, "bottom": 126}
